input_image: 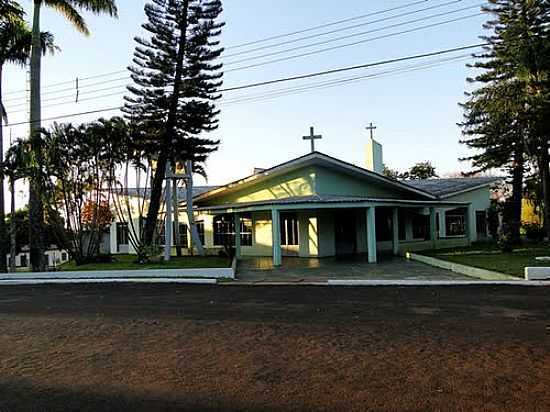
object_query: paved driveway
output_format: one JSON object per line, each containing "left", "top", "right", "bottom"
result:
{"left": 236, "top": 255, "right": 474, "bottom": 283}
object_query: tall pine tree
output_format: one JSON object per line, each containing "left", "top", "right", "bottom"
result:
{"left": 124, "top": 0, "right": 223, "bottom": 255}
{"left": 460, "top": 0, "right": 550, "bottom": 240}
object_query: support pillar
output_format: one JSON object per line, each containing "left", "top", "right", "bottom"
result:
{"left": 271, "top": 209, "right": 282, "bottom": 266}
{"left": 234, "top": 213, "right": 241, "bottom": 259}
{"left": 466, "top": 204, "right": 475, "bottom": 245}
{"left": 366, "top": 207, "right": 377, "bottom": 264}
{"left": 429, "top": 207, "right": 437, "bottom": 250}
{"left": 392, "top": 207, "right": 400, "bottom": 256}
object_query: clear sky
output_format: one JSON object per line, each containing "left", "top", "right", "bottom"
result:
{"left": 4, "top": 0, "right": 489, "bottom": 203}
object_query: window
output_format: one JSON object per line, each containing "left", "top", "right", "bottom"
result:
{"left": 446, "top": 209, "right": 466, "bottom": 237}
{"left": 213, "top": 214, "right": 253, "bottom": 247}
{"left": 240, "top": 216, "right": 253, "bottom": 246}
{"left": 61, "top": 252, "right": 68, "bottom": 261}
{"left": 20, "top": 255, "right": 27, "bottom": 268}
{"left": 412, "top": 214, "right": 430, "bottom": 240}
{"left": 177, "top": 223, "right": 188, "bottom": 247}
{"left": 281, "top": 213, "right": 299, "bottom": 246}
{"left": 116, "top": 223, "right": 129, "bottom": 245}
{"left": 158, "top": 223, "right": 189, "bottom": 247}
{"left": 476, "top": 211, "right": 487, "bottom": 237}
{"left": 196, "top": 221, "right": 205, "bottom": 245}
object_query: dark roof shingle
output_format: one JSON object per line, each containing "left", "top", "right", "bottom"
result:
{"left": 406, "top": 177, "right": 500, "bottom": 197}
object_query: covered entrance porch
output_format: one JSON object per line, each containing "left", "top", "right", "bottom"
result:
{"left": 201, "top": 198, "right": 474, "bottom": 267}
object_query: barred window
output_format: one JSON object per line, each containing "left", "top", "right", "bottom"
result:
{"left": 213, "top": 214, "right": 253, "bottom": 246}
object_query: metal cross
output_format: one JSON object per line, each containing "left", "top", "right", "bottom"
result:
{"left": 366, "top": 122, "right": 377, "bottom": 140}
{"left": 302, "top": 126, "right": 323, "bottom": 153}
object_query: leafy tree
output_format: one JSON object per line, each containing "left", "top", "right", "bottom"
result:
{"left": 0, "top": 15, "right": 55, "bottom": 271}
{"left": 28, "top": 0, "right": 118, "bottom": 271}
{"left": 5, "top": 117, "right": 129, "bottom": 265}
{"left": 5, "top": 208, "right": 60, "bottom": 255}
{"left": 81, "top": 201, "right": 113, "bottom": 230}
{"left": 124, "top": 0, "right": 224, "bottom": 258}
{"left": 382, "top": 165, "right": 400, "bottom": 180}
{"left": 405, "top": 162, "right": 438, "bottom": 180}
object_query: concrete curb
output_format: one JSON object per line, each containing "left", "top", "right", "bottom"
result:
{"left": 525, "top": 267, "right": 550, "bottom": 281}
{"left": 328, "top": 279, "right": 550, "bottom": 287}
{"left": 0, "top": 278, "right": 218, "bottom": 286}
{"left": 406, "top": 252, "right": 518, "bottom": 281}
{"left": 0, "top": 267, "right": 234, "bottom": 280}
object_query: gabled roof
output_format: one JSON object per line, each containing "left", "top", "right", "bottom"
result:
{"left": 194, "top": 151, "right": 436, "bottom": 203}
{"left": 406, "top": 177, "right": 501, "bottom": 198}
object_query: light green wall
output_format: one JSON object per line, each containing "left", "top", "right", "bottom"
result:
{"left": 199, "top": 167, "right": 316, "bottom": 206}
{"left": 314, "top": 167, "right": 416, "bottom": 199}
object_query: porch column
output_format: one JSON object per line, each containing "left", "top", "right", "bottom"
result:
{"left": 366, "top": 207, "right": 377, "bottom": 264}
{"left": 466, "top": 204, "right": 475, "bottom": 245}
{"left": 392, "top": 207, "right": 399, "bottom": 256}
{"left": 234, "top": 213, "right": 241, "bottom": 258}
{"left": 429, "top": 207, "right": 437, "bottom": 249}
{"left": 271, "top": 209, "right": 282, "bottom": 266}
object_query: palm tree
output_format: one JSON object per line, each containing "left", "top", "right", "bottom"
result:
{"left": 28, "top": 0, "right": 117, "bottom": 271}
{"left": 0, "top": 0, "right": 23, "bottom": 21}
{"left": 0, "top": 17, "right": 55, "bottom": 272}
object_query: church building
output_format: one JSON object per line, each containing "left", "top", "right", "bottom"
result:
{"left": 111, "top": 130, "right": 499, "bottom": 267}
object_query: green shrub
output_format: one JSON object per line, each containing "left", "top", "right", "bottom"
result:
{"left": 523, "top": 223, "right": 546, "bottom": 242}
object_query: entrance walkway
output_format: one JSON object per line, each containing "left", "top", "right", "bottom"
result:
{"left": 236, "top": 255, "right": 475, "bottom": 283}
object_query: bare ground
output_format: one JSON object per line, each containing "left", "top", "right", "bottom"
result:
{"left": 0, "top": 284, "right": 549, "bottom": 411}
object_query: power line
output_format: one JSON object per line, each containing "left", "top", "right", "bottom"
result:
{"left": 2, "top": 1, "right": 431, "bottom": 98}
{"left": 224, "top": 0, "right": 465, "bottom": 59}
{"left": 221, "top": 55, "right": 472, "bottom": 106}
{"left": 5, "top": 43, "right": 486, "bottom": 127}
{"left": 4, "top": 76, "right": 129, "bottom": 104}
{"left": 3, "top": 70, "right": 127, "bottom": 97}
{"left": 224, "top": 0, "right": 431, "bottom": 50}
{"left": 220, "top": 43, "right": 486, "bottom": 92}
{"left": 226, "top": 12, "right": 484, "bottom": 72}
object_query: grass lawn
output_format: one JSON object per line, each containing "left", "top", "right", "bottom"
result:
{"left": 60, "top": 254, "right": 230, "bottom": 271}
{"left": 422, "top": 242, "right": 550, "bottom": 277}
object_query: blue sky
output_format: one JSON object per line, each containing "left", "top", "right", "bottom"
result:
{"left": 4, "top": 0, "right": 488, "bottom": 197}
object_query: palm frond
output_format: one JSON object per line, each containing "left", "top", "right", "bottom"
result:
{"left": 0, "top": 101, "right": 8, "bottom": 125}
{"left": 68, "top": 0, "right": 117, "bottom": 17}
{"left": 44, "top": 0, "right": 89, "bottom": 35}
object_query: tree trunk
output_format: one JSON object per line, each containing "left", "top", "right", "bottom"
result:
{"left": 0, "top": 66, "right": 8, "bottom": 272}
{"left": 9, "top": 178, "right": 15, "bottom": 273}
{"left": 142, "top": 0, "right": 189, "bottom": 250}
{"left": 507, "top": 147, "right": 524, "bottom": 244}
{"left": 539, "top": 141, "right": 550, "bottom": 239}
{"left": 143, "top": 153, "right": 167, "bottom": 247}
{"left": 29, "top": 0, "right": 45, "bottom": 271}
